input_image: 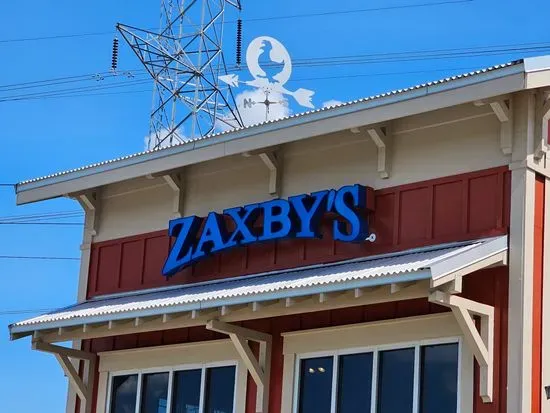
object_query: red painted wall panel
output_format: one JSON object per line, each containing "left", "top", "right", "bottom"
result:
{"left": 87, "top": 167, "right": 511, "bottom": 298}
{"left": 86, "top": 267, "right": 508, "bottom": 413}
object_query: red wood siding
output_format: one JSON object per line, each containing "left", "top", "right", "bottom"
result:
{"left": 85, "top": 266, "right": 508, "bottom": 413}
{"left": 87, "top": 167, "right": 511, "bottom": 298}
{"left": 532, "top": 175, "right": 545, "bottom": 413}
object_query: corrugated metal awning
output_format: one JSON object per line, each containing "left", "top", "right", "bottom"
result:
{"left": 9, "top": 236, "right": 507, "bottom": 342}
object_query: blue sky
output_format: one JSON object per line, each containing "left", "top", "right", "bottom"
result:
{"left": 0, "top": 0, "right": 548, "bottom": 411}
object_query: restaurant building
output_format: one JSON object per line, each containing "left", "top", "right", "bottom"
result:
{"left": 8, "top": 55, "right": 550, "bottom": 413}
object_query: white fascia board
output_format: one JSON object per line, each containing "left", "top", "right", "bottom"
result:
{"left": 430, "top": 236, "right": 508, "bottom": 281}
{"left": 524, "top": 55, "right": 550, "bottom": 73}
{"left": 524, "top": 56, "right": 550, "bottom": 89}
{"left": 16, "top": 65, "right": 525, "bottom": 205}
{"left": 9, "top": 269, "right": 432, "bottom": 337}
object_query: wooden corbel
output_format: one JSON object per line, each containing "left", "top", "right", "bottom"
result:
{"left": 534, "top": 91, "right": 550, "bottom": 160}
{"left": 429, "top": 291, "right": 494, "bottom": 403}
{"left": 33, "top": 341, "right": 97, "bottom": 413}
{"left": 258, "top": 151, "right": 281, "bottom": 196}
{"left": 74, "top": 189, "right": 101, "bottom": 237}
{"left": 162, "top": 172, "right": 185, "bottom": 218}
{"left": 489, "top": 100, "right": 513, "bottom": 155}
{"left": 206, "top": 320, "right": 272, "bottom": 413}
{"left": 351, "top": 126, "right": 392, "bottom": 178}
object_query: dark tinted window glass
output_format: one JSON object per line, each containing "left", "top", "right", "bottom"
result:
{"left": 420, "top": 343, "right": 459, "bottom": 413}
{"left": 204, "top": 366, "right": 236, "bottom": 413}
{"left": 298, "top": 356, "right": 334, "bottom": 413}
{"left": 171, "top": 369, "right": 202, "bottom": 413}
{"left": 110, "top": 375, "right": 138, "bottom": 413}
{"left": 377, "top": 348, "right": 415, "bottom": 413}
{"left": 337, "top": 352, "right": 373, "bottom": 413}
{"left": 140, "top": 372, "right": 169, "bottom": 413}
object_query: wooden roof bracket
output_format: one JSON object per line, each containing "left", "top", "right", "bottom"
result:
{"left": 32, "top": 341, "right": 97, "bottom": 413}
{"left": 351, "top": 125, "right": 392, "bottom": 179}
{"left": 162, "top": 171, "right": 185, "bottom": 218}
{"left": 534, "top": 90, "right": 550, "bottom": 160}
{"left": 207, "top": 319, "right": 272, "bottom": 413}
{"left": 490, "top": 100, "right": 513, "bottom": 155}
{"left": 474, "top": 96, "right": 513, "bottom": 155}
{"left": 72, "top": 188, "right": 101, "bottom": 238}
{"left": 429, "top": 290, "right": 494, "bottom": 403}
{"left": 259, "top": 151, "right": 281, "bottom": 197}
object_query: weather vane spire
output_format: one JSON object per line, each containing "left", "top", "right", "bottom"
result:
{"left": 220, "top": 36, "right": 316, "bottom": 122}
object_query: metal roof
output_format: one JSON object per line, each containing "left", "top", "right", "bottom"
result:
{"left": 10, "top": 236, "right": 507, "bottom": 338}
{"left": 17, "top": 59, "right": 524, "bottom": 189}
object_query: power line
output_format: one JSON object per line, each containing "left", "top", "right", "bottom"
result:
{"left": 0, "top": 78, "right": 151, "bottom": 102}
{"left": 1, "top": 40, "right": 547, "bottom": 94}
{"left": 243, "top": 0, "right": 473, "bottom": 22}
{"left": 0, "top": 0, "right": 473, "bottom": 44}
{"left": 0, "top": 308, "right": 54, "bottom": 316}
{"left": 1, "top": 41, "right": 549, "bottom": 104}
{"left": 0, "top": 255, "right": 79, "bottom": 260}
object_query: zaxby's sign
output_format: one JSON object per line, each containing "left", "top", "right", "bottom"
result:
{"left": 163, "top": 184, "right": 372, "bottom": 276}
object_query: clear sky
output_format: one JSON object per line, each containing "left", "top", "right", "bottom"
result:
{"left": 0, "top": 0, "right": 548, "bottom": 411}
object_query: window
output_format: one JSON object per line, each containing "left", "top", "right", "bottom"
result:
{"left": 109, "top": 364, "right": 237, "bottom": 413}
{"left": 295, "top": 341, "right": 459, "bottom": 413}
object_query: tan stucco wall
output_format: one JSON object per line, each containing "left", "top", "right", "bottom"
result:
{"left": 93, "top": 103, "right": 506, "bottom": 242}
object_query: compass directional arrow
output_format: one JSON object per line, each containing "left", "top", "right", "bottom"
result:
{"left": 219, "top": 74, "right": 240, "bottom": 87}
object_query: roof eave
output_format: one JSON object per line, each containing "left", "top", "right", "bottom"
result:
{"left": 16, "top": 62, "right": 527, "bottom": 205}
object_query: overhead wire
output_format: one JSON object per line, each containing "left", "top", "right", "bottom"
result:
{"left": 0, "top": 255, "right": 79, "bottom": 260}
{"left": 0, "top": 308, "right": 54, "bottom": 316}
{"left": 2, "top": 40, "right": 549, "bottom": 101}
{"left": 0, "top": 0, "right": 474, "bottom": 44}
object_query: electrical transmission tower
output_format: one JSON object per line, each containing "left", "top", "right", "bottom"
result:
{"left": 118, "top": 0, "right": 244, "bottom": 149}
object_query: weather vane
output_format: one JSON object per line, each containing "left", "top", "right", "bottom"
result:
{"left": 220, "top": 36, "right": 315, "bottom": 120}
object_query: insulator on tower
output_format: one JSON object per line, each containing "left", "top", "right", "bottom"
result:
{"left": 111, "top": 37, "right": 119, "bottom": 71}
{"left": 236, "top": 19, "right": 242, "bottom": 67}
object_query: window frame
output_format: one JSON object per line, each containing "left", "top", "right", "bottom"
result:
{"left": 106, "top": 359, "right": 239, "bottom": 413}
{"left": 292, "top": 336, "right": 462, "bottom": 413}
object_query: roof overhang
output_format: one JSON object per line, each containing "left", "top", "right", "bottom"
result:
{"left": 16, "top": 56, "right": 550, "bottom": 205}
{"left": 9, "top": 236, "right": 507, "bottom": 343}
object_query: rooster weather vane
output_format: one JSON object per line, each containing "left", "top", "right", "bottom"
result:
{"left": 220, "top": 36, "right": 316, "bottom": 121}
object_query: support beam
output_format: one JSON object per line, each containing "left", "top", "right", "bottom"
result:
{"left": 485, "top": 100, "right": 513, "bottom": 155}
{"left": 367, "top": 126, "right": 392, "bottom": 179}
{"left": 32, "top": 342, "right": 97, "bottom": 413}
{"left": 534, "top": 91, "right": 550, "bottom": 159}
{"left": 206, "top": 320, "right": 272, "bottom": 413}
{"left": 162, "top": 172, "right": 184, "bottom": 218}
{"left": 73, "top": 189, "right": 101, "bottom": 236}
{"left": 429, "top": 291, "right": 494, "bottom": 403}
{"left": 258, "top": 151, "right": 281, "bottom": 196}
{"left": 390, "top": 281, "right": 416, "bottom": 294}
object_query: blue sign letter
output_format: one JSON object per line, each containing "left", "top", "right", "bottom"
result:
{"left": 258, "top": 199, "right": 294, "bottom": 241}
{"left": 163, "top": 216, "right": 201, "bottom": 277}
{"left": 333, "top": 184, "right": 369, "bottom": 242}
{"left": 289, "top": 190, "right": 328, "bottom": 238}
{"left": 223, "top": 204, "right": 260, "bottom": 248}
{"left": 191, "top": 212, "right": 229, "bottom": 261}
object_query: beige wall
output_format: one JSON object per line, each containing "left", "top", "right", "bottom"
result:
{"left": 93, "top": 102, "right": 507, "bottom": 242}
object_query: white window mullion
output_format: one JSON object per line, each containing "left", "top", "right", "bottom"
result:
{"left": 105, "top": 374, "right": 113, "bottom": 413}
{"left": 370, "top": 351, "right": 378, "bottom": 413}
{"left": 330, "top": 356, "right": 339, "bottom": 413}
{"left": 166, "top": 371, "right": 174, "bottom": 413}
{"left": 199, "top": 367, "right": 207, "bottom": 413}
{"left": 412, "top": 346, "right": 420, "bottom": 413}
{"left": 135, "top": 374, "right": 143, "bottom": 413}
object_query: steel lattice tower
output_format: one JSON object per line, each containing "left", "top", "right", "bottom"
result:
{"left": 118, "top": 0, "right": 244, "bottom": 149}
